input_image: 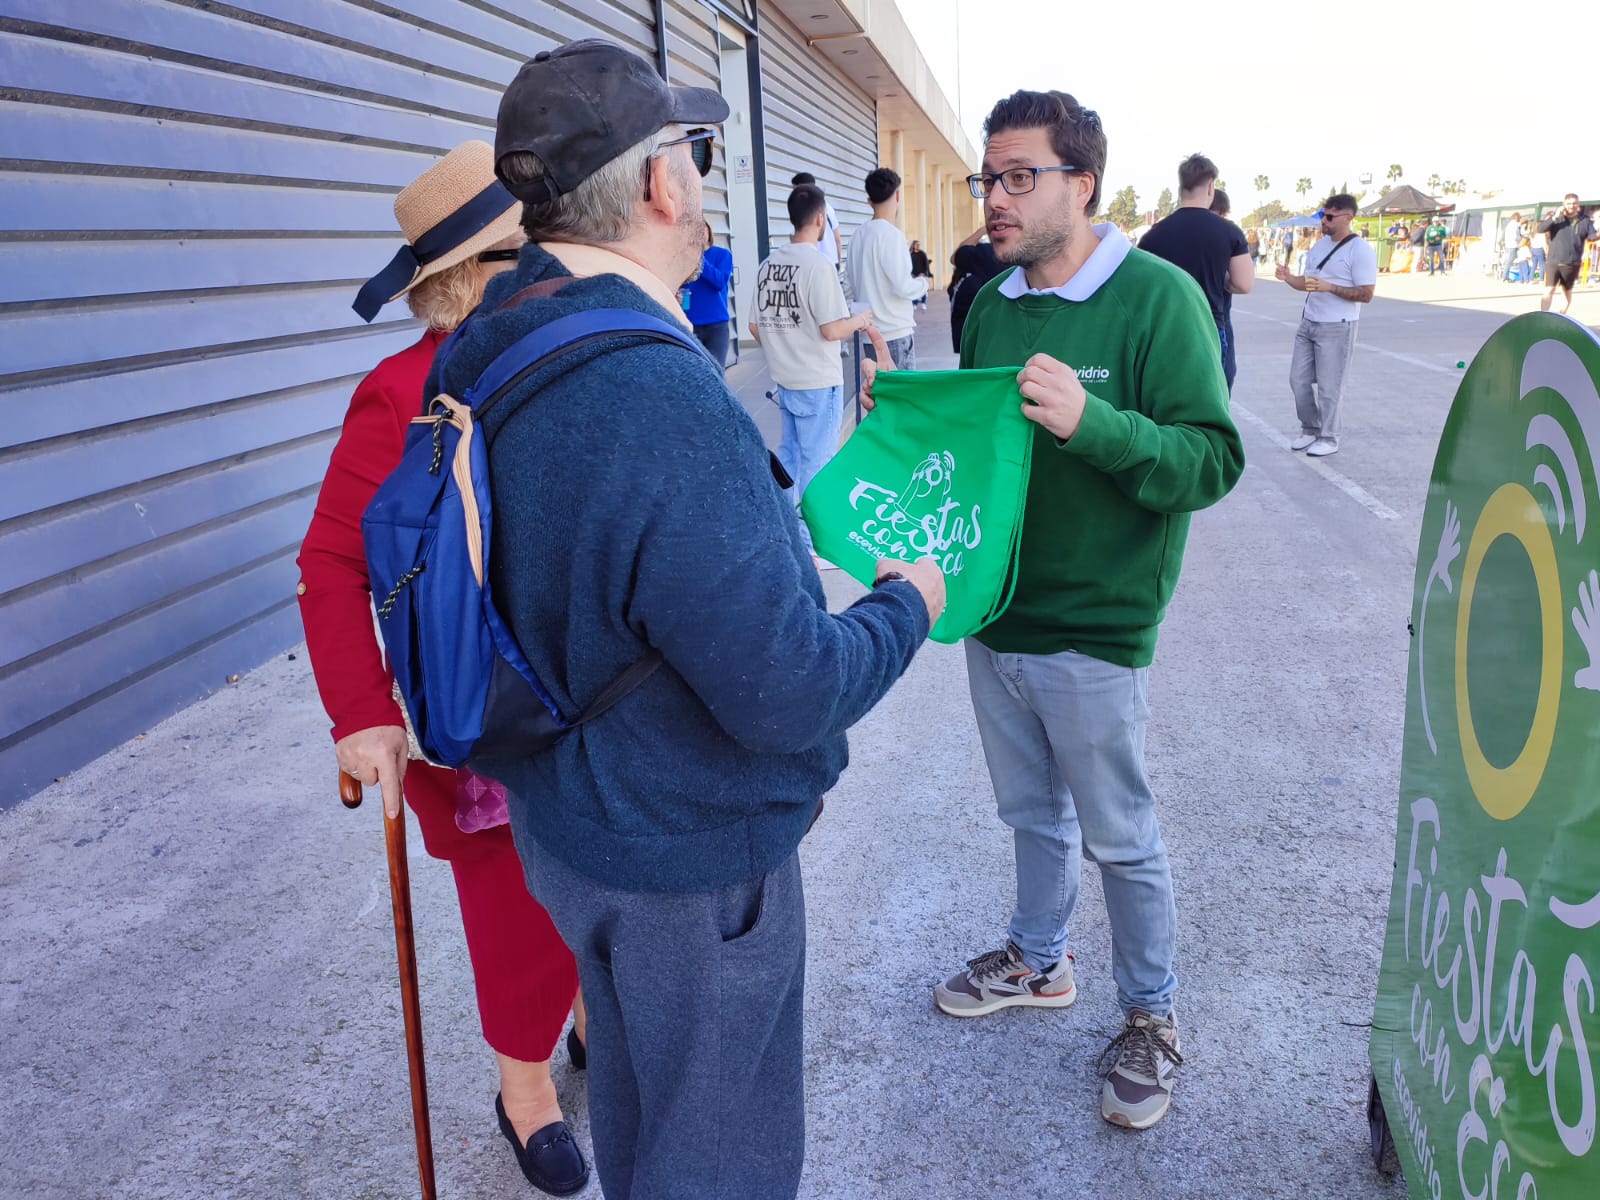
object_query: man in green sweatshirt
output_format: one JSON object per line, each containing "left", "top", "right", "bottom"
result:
{"left": 864, "top": 89, "right": 1243, "bottom": 1130}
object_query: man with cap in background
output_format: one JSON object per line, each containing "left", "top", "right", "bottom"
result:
{"left": 440, "top": 38, "right": 945, "bottom": 1200}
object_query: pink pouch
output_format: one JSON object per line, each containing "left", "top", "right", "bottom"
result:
{"left": 453, "top": 767, "right": 510, "bottom": 834}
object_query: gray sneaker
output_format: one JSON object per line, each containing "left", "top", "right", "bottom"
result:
{"left": 933, "top": 942, "right": 1076, "bottom": 1017}
{"left": 1099, "top": 1008, "right": 1183, "bottom": 1129}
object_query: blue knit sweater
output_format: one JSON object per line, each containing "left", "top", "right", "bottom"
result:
{"left": 426, "top": 245, "right": 930, "bottom": 893}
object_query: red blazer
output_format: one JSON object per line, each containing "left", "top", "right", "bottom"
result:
{"left": 296, "top": 329, "right": 446, "bottom": 742}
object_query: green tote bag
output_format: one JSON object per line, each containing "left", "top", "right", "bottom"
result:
{"left": 800, "top": 366, "right": 1032, "bottom": 644}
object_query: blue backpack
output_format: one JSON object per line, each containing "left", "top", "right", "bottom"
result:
{"left": 361, "top": 307, "right": 710, "bottom": 767}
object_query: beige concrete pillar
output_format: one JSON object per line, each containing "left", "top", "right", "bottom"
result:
{"left": 888, "top": 129, "right": 905, "bottom": 228}
{"left": 912, "top": 149, "right": 927, "bottom": 248}
{"left": 931, "top": 165, "right": 945, "bottom": 285}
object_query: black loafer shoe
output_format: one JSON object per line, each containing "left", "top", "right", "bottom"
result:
{"left": 495, "top": 1093, "right": 590, "bottom": 1196}
{"left": 566, "top": 1025, "right": 587, "bottom": 1072}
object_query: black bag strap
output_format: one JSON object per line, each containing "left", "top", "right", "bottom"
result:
{"left": 574, "top": 650, "right": 665, "bottom": 726}
{"left": 1316, "top": 234, "right": 1358, "bottom": 271}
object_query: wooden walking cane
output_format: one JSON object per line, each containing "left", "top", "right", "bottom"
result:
{"left": 341, "top": 770, "right": 438, "bottom": 1200}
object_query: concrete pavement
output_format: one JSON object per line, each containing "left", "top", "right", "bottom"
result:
{"left": 7, "top": 274, "right": 1593, "bottom": 1199}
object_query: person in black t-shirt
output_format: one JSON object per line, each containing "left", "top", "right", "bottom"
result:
{"left": 948, "top": 233, "right": 1002, "bottom": 351}
{"left": 1208, "top": 188, "right": 1248, "bottom": 391}
{"left": 1138, "top": 153, "right": 1253, "bottom": 390}
{"left": 1537, "top": 193, "right": 1596, "bottom": 314}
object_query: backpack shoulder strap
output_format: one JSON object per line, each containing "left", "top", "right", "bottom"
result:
{"left": 463, "top": 309, "right": 709, "bottom": 420}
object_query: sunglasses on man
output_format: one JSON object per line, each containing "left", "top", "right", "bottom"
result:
{"left": 661, "top": 128, "right": 716, "bottom": 177}
{"left": 643, "top": 129, "right": 715, "bottom": 201}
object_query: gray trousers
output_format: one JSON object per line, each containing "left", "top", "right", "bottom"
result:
{"left": 520, "top": 839, "right": 807, "bottom": 1200}
{"left": 1290, "top": 317, "right": 1358, "bottom": 444}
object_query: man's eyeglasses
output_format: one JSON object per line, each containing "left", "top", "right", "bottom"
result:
{"left": 1321, "top": 210, "right": 1351, "bottom": 220}
{"left": 476, "top": 249, "right": 520, "bottom": 263}
{"left": 966, "top": 165, "right": 1082, "bottom": 199}
{"left": 658, "top": 129, "right": 716, "bottom": 178}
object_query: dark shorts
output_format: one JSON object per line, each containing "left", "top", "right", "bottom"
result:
{"left": 1547, "top": 261, "right": 1581, "bottom": 289}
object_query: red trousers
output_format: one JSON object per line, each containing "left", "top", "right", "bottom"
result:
{"left": 404, "top": 761, "right": 578, "bottom": 1063}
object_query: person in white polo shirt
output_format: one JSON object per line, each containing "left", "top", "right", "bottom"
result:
{"left": 1274, "top": 193, "right": 1377, "bottom": 457}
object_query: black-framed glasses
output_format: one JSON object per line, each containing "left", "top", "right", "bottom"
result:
{"left": 476, "top": 248, "right": 520, "bottom": 263}
{"left": 658, "top": 128, "right": 716, "bottom": 178}
{"left": 1321, "top": 210, "right": 1352, "bottom": 220}
{"left": 966, "top": 165, "right": 1082, "bottom": 199}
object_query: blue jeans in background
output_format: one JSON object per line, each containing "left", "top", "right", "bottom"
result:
{"left": 775, "top": 383, "right": 844, "bottom": 548}
{"left": 693, "top": 321, "right": 730, "bottom": 372}
{"left": 963, "top": 640, "right": 1178, "bottom": 1017}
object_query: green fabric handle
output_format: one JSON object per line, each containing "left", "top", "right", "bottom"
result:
{"left": 800, "top": 366, "right": 1031, "bottom": 643}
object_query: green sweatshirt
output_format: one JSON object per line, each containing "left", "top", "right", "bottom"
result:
{"left": 960, "top": 248, "right": 1244, "bottom": 666}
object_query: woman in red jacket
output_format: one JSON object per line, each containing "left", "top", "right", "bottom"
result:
{"left": 296, "top": 143, "right": 587, "bottom": 1196}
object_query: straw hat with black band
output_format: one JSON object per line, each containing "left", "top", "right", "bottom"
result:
{"left": 352, "top": 141, "right": 523, "bottom": 323}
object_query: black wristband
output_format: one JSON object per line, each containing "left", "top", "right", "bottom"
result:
{"left": 875, "top": 571, "right": 909, "bottom": 587}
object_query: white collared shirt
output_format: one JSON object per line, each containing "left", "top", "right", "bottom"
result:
{"left": 996, "top": 223, "right": 1132, "bottom": 303}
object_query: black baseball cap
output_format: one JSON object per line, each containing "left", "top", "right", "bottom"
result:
{"left": 495, "top": 39, "right": 730, "bottom": 204}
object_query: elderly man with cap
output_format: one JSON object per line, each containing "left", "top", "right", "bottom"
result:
{"left": 428, "top": 39, "right": 945, "bottom": 1200}
{"left": 298, "top": 142, "right": 591, "bottom": 1195}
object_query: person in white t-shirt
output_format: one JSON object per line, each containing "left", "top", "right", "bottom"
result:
{"left": 844, "top": 167, "right": 927, "bottom": 369}
{"left": 791, "top": 172, "right": 843, "bottom": 269}
{"left": 1500, "top": 212, "right": 1526, "bottom": 282}
{"left": 750, "top": 184, "right": 874, "bottom": 550}
{"left": 1274, "top": 193, "right": 1378, "bottom": 457}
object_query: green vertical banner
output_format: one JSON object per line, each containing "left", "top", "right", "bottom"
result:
{"left": 1371, "top": 313, "right": 1600, "bottom": 1198}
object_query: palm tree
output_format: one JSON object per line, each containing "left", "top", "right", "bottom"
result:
{"left": 1296, "top": 177, "right": 1312, "bottom": 206}
{"left": 1254, "top": 174, "right": 1269, "bottom": 199}
{"left": 1387, "top": 163, "right": 1404, "bottom": 184}
{"left": 1428, "top": 173, "right": 1441, "bottom": 192}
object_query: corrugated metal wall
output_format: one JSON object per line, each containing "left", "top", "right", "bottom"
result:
{"left": 0, "top": 0, "right": 734, "bottom": 806}
{"left": 754, "top": 2, "right": 877, "bottom": 254}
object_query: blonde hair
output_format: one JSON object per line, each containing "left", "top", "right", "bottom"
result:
{"left": 405, "top": 258, "right": 485, "bottom": 331}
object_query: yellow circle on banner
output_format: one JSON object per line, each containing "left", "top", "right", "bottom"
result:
{"left": 1454, "top": 483, "right": 1563, "bottom": 821}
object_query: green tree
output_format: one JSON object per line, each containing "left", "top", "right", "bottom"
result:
{"left": 1244, "top": 199, "right": 1290, "bottom": 228}
{"left": 1156, "top": 187, "right": 1175, "bottom": 219}
{"left": 1253, "top": 174, "right": 1270, "bottom": 202}
{"left": 1387, "top": 163, "right": 1404, "bottom": 184}
{"left": 1428, "top": 173, "right": 1442, "bottom": 192}
{"left": 1296, "top": 177, "right": 1313, "bottom": 206}
{"left": 1216, "top": 179, "right": 1227, "bottom": 192}
{"left": 1105, "top": 184, "right": 1139, "bottom": 229}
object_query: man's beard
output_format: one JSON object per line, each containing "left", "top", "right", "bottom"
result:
{"left": 994, "top": 211, "right": 1073, "bottom": 269}
{"left": 674, "top": 169, "right": 705, "bottom": 286}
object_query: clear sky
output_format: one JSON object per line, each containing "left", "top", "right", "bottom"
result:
{"left": 899, "top": 0, "right": 1589, "bottom": 216}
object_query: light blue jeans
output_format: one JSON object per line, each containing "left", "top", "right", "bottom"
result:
{"left": 776, "top": 384, "right": 843, "bottom": 548}
{"left": 963, "top": 640, "right": 1177, "bottom": 1017}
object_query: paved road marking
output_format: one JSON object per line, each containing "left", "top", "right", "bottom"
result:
{"left": 1232, "top": 401, "right": 1401, "bottom": 521}
{"left": 1237, "top": 308, "right": 1459, "bottom": 375}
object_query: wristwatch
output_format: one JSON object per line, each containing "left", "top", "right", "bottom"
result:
{"left": 875, "top": 571, "right": 909, "bottom": 587}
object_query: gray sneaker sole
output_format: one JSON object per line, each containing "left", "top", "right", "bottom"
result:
{"left": 933, "top": 980, "right": 1077, "bottom": 1018}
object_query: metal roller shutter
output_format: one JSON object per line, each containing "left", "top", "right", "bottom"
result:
{"left": 0, "top": 0, "right": 717, "bottom": 806}
{"left": 753, "top": 2, "right": 877, "bottom": 259}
